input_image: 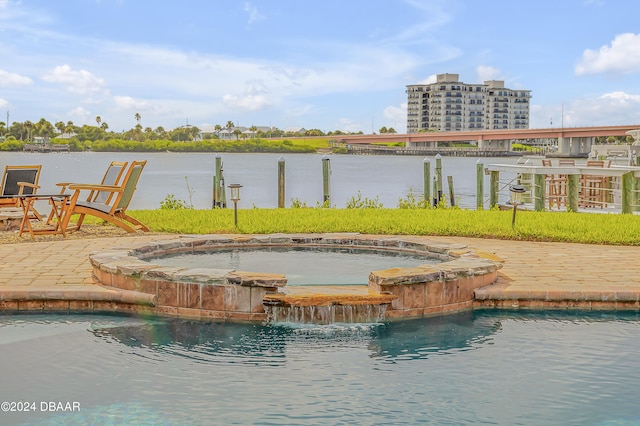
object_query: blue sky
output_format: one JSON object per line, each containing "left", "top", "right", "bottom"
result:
{"left": 1, "top": 0, "right": 639, "bottom": 134}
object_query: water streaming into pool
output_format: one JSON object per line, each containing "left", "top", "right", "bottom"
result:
{"left": 1, "top": 311, "right": 639, "bottom": 425}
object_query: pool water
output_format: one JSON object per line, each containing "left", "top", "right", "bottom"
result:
{"left": 1, "top": 311, "right": 640, "bottom": 425}
{"left": 150, "top": 246, "right": 441, "bottom": 285}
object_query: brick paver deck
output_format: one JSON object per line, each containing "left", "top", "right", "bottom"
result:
{"left": 1, "top": 234, "right": 639, "bottom": 315}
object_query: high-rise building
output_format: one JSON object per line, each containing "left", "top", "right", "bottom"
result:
{"left": 406, "top": 73, "right": 531, "bottom": 133}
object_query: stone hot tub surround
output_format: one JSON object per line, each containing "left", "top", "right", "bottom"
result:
{"left": 88, "top": 233, "right": 503, "bottom": 323}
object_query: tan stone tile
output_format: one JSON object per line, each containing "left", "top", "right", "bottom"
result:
{"left": 157, "top": 281, "right": 178, "bottom": 307}
{"left": 225, "top": 285, "right": 252, "bottom": 313}
{"left": 68, "top": 300, "right": 93, "bottom": 311}
{"left": 201, "top": 284, "right": 225, "bottom": 311}
{"left": 177, "top": 283, "right": 201, "bottom": 309}
{"left": 176, "top": 307, "right": 201, "bottom": 320}
{"left": 201, "top": 309, "right": 225, "bottom": 321}
{"left": 19, "top": 300, "right": 44, "bottom": 310}
{"left": 43, "top": 300, "right": 70, "bottom": 311}
{"left": 402, "top": 283, "right": 426, "bottom": 309}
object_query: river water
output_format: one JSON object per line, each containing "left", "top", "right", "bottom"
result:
{"left": 0, "top": 151, "right": 521, "bottom": 210}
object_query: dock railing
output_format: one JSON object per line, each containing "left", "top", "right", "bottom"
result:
{"left": 484, "top": 162, "right": 640, "bottom": 213}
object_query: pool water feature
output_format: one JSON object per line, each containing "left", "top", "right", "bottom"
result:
{"left": 150, "top": 246, "right": 441, "bottom": 286}
{"left": 2, "top": 311, "right": 640, "bottom": 425}
{"left": 89, "top": 234, "right": 502, "bottom": 324}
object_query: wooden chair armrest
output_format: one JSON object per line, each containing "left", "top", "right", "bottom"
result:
{"left": 55, "top": 182, "right": 72, "bottom": 194}
{"left": 16, "top": 182, "right": 41, "bottom": 196}
{"left": 18, "top": 182, "right": 40, "bottom": 189}
{"left": 68, "top": 183, "right": 122, "bottom": 192}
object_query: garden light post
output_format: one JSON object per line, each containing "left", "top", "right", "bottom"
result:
{"left": 228, "top": 184, "right": 242, "bottom": 227}
{"left": 509, "top": 184, "right": 526, "bottom": 229}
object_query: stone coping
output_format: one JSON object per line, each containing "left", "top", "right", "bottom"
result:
{"left": 89, "top": 233, "right": 504, "bottom": 292}
{"left": 4, "top": 233, "right": 640, "bottom": 322}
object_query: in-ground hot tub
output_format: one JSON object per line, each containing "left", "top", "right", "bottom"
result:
{"left": 148, "top": 245, "right": 443, "bottom": 286}
{"left": 89, "top": 233, "right": 503, "bottom": 324}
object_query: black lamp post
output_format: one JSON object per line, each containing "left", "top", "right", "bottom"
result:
{"left": 509, "top": 184, "right": 526, "bottom": 229}
{"left": 228, "top": 184, "right": 242, "bottom": 227}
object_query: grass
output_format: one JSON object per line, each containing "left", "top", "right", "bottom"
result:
{"left": 126, "top": 208, "right": 640, "bottom": 246}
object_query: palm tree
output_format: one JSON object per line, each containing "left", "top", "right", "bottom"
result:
{"left": 135, "top": 113, "right": 141, "bottom": 125}
{"left": 224, "top": 121, "right": 235, "bottom": 141}
{"left": 153, "top": 126, "right": 165, "bottom": 139}
{"left": 55, "top": 121, "right": 65, "bottom": 134}
{"left": 249, "top": 125, "right": 258, "bottom": 139}
{"left": 95, "top": 116, "right": 102, "bottom": 128}
{"left": 100, "top": 122, "right": 109, "bottom": 131}
{"left": 35, "top": 118, "right": 54, "bottom": 138}
{"left": 65, "top": 121, "right": 74, "bottom": 135}
{"left": 24, "top": 120, "right": 33, "bottom": 142}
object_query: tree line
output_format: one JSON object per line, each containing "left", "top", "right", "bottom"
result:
{"left": 0, "top": 115, "right": 368, "bottom": 144}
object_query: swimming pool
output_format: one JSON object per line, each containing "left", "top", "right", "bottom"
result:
{"left": 1, "top": 311, "right": 639, "bottom": 425}
{"left": 149, "top": 246, "right": 441, "bottom": 285}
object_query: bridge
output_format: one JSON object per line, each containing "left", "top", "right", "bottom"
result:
{"left": 334, "top": 125, "right": 640, "bottom": 156}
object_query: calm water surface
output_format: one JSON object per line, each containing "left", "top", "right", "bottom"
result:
{"left": 1, "top": 311, "right": 639, "bottom": 425}
{"left": 0, "top": 152, "right": 521, "bottom": 209}
{"left": 151, "top": 246, "right": 441, "bottom": 285}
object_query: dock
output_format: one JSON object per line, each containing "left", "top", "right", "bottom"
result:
{"left": 343, "top": 144, "right": 518, "bottom": 157}
{"left": 23, "top": 143, "right": 70, "bottom": 153}
{"left": 484, "top": 158, "right": 640, "bottom": 213}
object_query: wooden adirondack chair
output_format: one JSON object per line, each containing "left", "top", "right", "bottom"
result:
{"left": 60, "top": 160, "right": 150, "bottom": 233}
{"left": 0, "top": 165, "right": 42, "bottom": 207}
{"left": 48, "top": 161, "right": 128, "bottom": 225}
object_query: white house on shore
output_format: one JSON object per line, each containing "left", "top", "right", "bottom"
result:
{"left": 284, "top": 127, "right": 307, "bottom": 135}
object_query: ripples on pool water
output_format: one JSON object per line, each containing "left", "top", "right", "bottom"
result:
{"left": 1, "top": 311, "right": 640, "bottom": 425}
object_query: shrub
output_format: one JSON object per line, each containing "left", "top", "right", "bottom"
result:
{"left": 346, "top": 191, "right": 384, "bottom": 209}
{"left": 160, "top": 194, "right": 192, "bottom": 210}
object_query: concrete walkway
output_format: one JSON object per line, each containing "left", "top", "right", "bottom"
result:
{"left": 1, "top": 234, "right": 640, "bottom": 313}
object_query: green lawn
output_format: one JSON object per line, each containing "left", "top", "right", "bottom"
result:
{"left": 126, "top": 208, "right": 640, "bottom": 246}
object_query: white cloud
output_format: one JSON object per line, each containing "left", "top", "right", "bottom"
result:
{"left": 476, "top": 65, "right": 501, "bottom": 82}
{"left": 531, "top": 90, "right": 640, "bottom": 128}
{"left": 0, "top": 69, "right": 33, "bottom": 87}
{"left": 337, "top": 118, "right": 363, "bottom": 133}
{"left": 222, "top": 94, "right": 272, "bottom": 111}
{"left": 575, "top": 33, "right": 640, "bottom": 75}
{"left": 68, "top": 106, "right": 92, "bottom": 124}
{"left": 600, "top": 91, "right": 640, "bottom": 103}
{"left": 383, "top": 103, "right": 407, "bottom": 131}
{"left": 0, "top": 98, "right": 9, "bottom": 109}
{"left": 418, "top": 74, "right": 437, "bottom": 84}
{"left": 568, "top": 92, "right": 640, "bottom": 125}
{"left": 41, "top": 65, "right": 106, "bottom": 95}
{"left": 112, "top": 95, "right": 170, "bottom": 117}
{"left": 243, "top": 2, "right": 264, "bottom": 25}
{"left": 113, "top": 95, "right": 145, "bottom": 110}
{"left": 284, "top": 104, "right": 313, "bottom": 118}
{"left": 381, "top": 0, "right": 451, "bottom": 45}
